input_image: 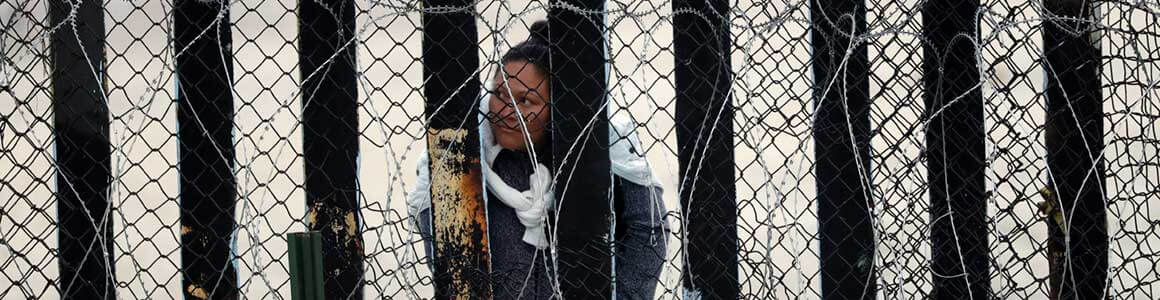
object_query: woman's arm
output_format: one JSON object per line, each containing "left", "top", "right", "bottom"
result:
{"left": 414, "top": 208, "right": 435, "bottom": 271}
{"left": 614, "top": 177, "right": 669, "bottom": 300}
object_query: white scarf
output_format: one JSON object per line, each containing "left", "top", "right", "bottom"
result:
{"left": 406, "top": 88, "right": 662, "bottom": 249}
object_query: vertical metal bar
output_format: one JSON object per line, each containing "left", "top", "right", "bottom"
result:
{"left": 50, "top": 0, "right": 113, "bottom": 298}
{"left": 1042, "top": 1, "right": 1106, "bottom": 299}
{"left": 307, "top": 231, "right": 326, "bottom": 300}
{"left": 288, "top": 232, "right": 325, "bottom": 300}
{"left": 288, "top": 234, "right": 304, "bottom": 300}
{"left": 297, "top": 0, "right": 363, "bottom": 297}
{"left": 810, "top": 0, "right": 875, "bottom": 298}
{"left": 922, "top": 0, "right": 989, "bottom": 299}
{"left": 174, "top": 0, "right": 238, "bottom": 298}
{"left": 549, "top": 0, "right": 612, "bottom": 298}
{"left": 420, "top": 1, "right": 491, "bottom": 298}
{"left": 672, "top": 0, "right": 738, "bottom": 298}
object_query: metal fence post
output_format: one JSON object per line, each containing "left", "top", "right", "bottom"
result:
{"left": 421, "top": 1, "right": 492, "bottom": 298}
{"left": 673, "top": 0, "right": 739, "bottom": 298}
{"left": 298, "top": 0, "right": 364, "bottom": 297}
{"left": 1043, "top": 0, "right": 1107, "bottom": 299}
{"left": 811, "top": 0, "right": 875, "bottom": 298}
{"left": 922, "top": 0, "right": 989, "bottom": 299}
{"left": 174, "top": 0, "right": 238, "bottom": 298}
{"left": 549, "top": 0, "right": 613, "bottom": 297}
{"left": 288, "top": 232, "right": 325, "bottom": 300}
{"left": 50, "top": 0, "right": 113, "bottom": 297}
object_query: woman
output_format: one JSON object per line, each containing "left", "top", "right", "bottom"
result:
{"left": 407, "top": 20, "right": 668, "bottom": 299}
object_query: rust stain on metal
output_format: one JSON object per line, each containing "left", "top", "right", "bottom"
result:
{"left": 427, "top": 128, "right": 491, "bottom": 298}
{"left": 344, "top": 211, "right": 362, "bottom": 255}
{"left": 345, "top": 212, "right": 357, "bottom": 240}
{"left": 330, "top": 211, "right": 343, "bottom": 234}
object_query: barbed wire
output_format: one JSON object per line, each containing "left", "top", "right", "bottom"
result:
{"left": 1, "top": 0, "right": 1158, "bottom": 299}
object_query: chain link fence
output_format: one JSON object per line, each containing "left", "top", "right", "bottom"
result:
{"left": 1, "top": 0, "right": 1158, "bottom": 298}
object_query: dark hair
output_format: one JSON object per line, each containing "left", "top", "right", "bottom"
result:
{"left": 496, "top": 20, "right": 553, "bottom": 160}
{"left": 501, "top": 20, "right": 550, "bottom": 76}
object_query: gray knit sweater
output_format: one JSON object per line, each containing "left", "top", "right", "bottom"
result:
{"left": 416, "top": 149, "right": 668, "bottom": 299}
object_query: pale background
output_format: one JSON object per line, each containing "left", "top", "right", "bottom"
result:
{"left": 1, "top": 0, "right": 1157, "bottom": 299}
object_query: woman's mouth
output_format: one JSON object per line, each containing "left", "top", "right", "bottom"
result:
{"left": 493, "top": 123, "right": 517, "bottom": 135}
{"left": 496, "top": 119, "right": 521, "bottom": 132}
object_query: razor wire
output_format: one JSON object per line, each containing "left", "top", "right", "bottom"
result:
{"left": 0, "top": 0, "right": 1158, "bottom": 299}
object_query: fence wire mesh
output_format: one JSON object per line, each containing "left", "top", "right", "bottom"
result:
{"left": 1, "top": 0, "right": 1158, "bottom": 299}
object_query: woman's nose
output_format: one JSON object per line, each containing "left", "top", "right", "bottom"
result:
{"left": 497, "top": 101, "right": 517, "bottom": 118}
{"left": 489, "top": 96, "right": 516, "bottom": 122}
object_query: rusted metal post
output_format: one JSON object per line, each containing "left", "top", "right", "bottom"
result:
{"left": 421, "top": 0, "right": 492, "bottom": 298}
{"left": 811, "top": 0, "right": 875, "bottom": 298}
{"left": 175, "top": 0, "right": 238, "bottom": 298}
{"left": 1042, "top": 0, "right": 1106, "bottom": 299}
{"left": 673, "top": 0, "right": 739, "bottom": 298}
{"left": 922, "top": 0, "right": 989, "bottom": 299}
{"left": 549, "top": 0, "right": 613, "bottom": 298}
{"left": 50, "top": 0, "right": 113, "bottom": 298}
{"left": 297, "top": 0, "right": 363, "bottom": 297}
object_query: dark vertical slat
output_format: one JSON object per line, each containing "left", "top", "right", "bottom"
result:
{"left": 548, "top": 1, "right": 612, "bottom": 298}
{"left": 811, "top": 0, "right": 875, "bottom": 298}
{"left": 297, "top": 0, "right": 363, "bottom": 297}
{"left": 672, "top": 0, "right": 738, "bottom": 298}
{"left": 420, "top": 1, "right": 491, "bottom": 298}
{"left": 50, "top": 0, "right": 113, "bottom": 298}
{"left": 922, "top": 0, "right": 989, "bottom": 299}
{"left": 174, "top": 0, "right": 238, "bottom": 298}
{"left": 1042, "top": 1, "right": 1107, "bottom": 299}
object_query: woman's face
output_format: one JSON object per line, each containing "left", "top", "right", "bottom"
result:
{"left": 488, "top": 60, "right": 550, "bottom": 152}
